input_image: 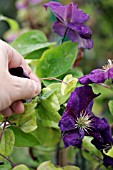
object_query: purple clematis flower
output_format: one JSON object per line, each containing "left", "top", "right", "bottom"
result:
{"left": 59, "top": 85, "right": 113, "bottom": 149}
{"left": 79, "top": 59, "right": 113, "bottom": 85}
{"left": 43, "top": 1, "right": 93, "bottom": 49}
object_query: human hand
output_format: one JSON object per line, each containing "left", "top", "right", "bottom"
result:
{"left": 0, "top": 40, "right": 41, "bottom": 116}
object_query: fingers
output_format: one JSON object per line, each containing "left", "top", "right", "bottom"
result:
{"left": 1, "top": 101, "right": 24, "bottom": 117}
{"left": 11, "top": 101, "right": 24, "bottom": 114}
{"left": 1, "top": 107, "right": 13, "bottom": 117}
{"left": 9, "top": 75, "right": 41, "bottom": 103}
{"left": 1, "top": 75, "right": 41, "bottom": 116}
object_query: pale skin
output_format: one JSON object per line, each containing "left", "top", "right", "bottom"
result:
{"left": 0, "top": 40, "right": 41, "bottom": 117}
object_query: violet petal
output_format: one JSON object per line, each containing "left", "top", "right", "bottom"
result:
{"left": 53, "top": 20, "right": 67, "bottom": 37}
{"left": 67, "top": 85, "right": 100, "bottom": 116}
{"left": 59, "top": 110, "right": 75, "bottom": 132}
{"left": 63, "top": 129, "right": 84, "bottom": 148}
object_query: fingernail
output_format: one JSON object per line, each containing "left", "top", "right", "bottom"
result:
{"left": 33, "top": 81, "right": 41, "bottom": 94}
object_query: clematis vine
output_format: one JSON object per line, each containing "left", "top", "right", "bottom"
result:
{"left": 43, "top": 1, "right": 93, "bottom": 49}
{"left": 79, "top": 59, "right": 113, "bottom": 85}
{"left": 59, "top": 85, "right": 113, "bottom": 152}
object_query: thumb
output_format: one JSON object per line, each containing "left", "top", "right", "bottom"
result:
{"left": 9, "top": 76, "right": 41, "bottom": 102}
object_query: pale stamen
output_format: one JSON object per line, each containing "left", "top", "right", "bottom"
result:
{"left": 74, "top": 111, "right": 94, "bottom": 133}
{"left": 102, "top": 59, "right": 113, "bottom": 71}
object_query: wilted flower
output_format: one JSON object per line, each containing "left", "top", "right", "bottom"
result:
{"left": 43, "top": 1, "right": 93, "bottom": 49}
{"left": 59, "top": 85, "right": 113, "bottom": 149}
{"left": 9, "top": 67, "right": 30, "bottom": 79}
{"left": 79, "top": 59, "right": 113, "bottom": 85}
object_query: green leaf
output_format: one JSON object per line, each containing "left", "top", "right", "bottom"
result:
{"left": 41, "top": 120, "right": 59, "bottom": 129}
{"left": 0, "top": 128, "right": 15, "bottom": 160}
{"left": 38, "top": 161, "right": 62, "bottom": 170}
{"left": 9, "top": 102, "right": 37, "bottom": 133}
{"left": 12, "top": 164, "right": 30, "bottom": 170}
{"left": 37, "top": 88, "right": 61, "bottom": 122}
{"left": 25, "top": 48, "right": 48, "bottom": 59}
{"left": 41, "top": 89, "right": 55, "bottom": 100}
{"left": 32, "top": 122, "right": 61, "bottom": 147}
{"left": 63, "top": 165, "right": 80, "bottom": 170}
{"left": 0, "top": 114, "right": 4, "bottom": 122}
{"left": 82, "top": 136, "right": 102, "bottom": 161}
{"left": 61, "top": 74, "right": 78, "bottom": 95}
{"left": 12, "top": 30, "right": 55, "bottom": 55}
{"left": 36, "top": 41, "right": 78, "bottom": 78}
{"left": 100, "top": 165, "right": 112, "bottom": 170}
{"left": 38, "top": 161, "right": 80, "bottom": 170}
{"left": 48, "top": 83, "right": 70, "bottom": 105}
{"left": 67, "top": 147, "right": 79, "bottom": 163}
{"left": 9, "top": 126, "right": 39, "bottom": 147}
{"left": 0, "top": 15, "right": 19, "bottom": 31}
{"left": 108, "top": 100, "right": 113, "bottom": 115}
{"left": 18, "top": 102, "right": 37, "bottom": 133}
{"left": 42, "top": 88, "right": 60, "bottom": 111}
{"left": 37, "top": 105, "right": 61, "bottom": 123}
{"left": 0, "top": 160, "right": 12, "bottom": 170}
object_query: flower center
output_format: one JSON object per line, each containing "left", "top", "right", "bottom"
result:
{"left": 75, "top": 111, "right": 92, "bottom": 133}
{"left": 102, "top": 59, "right": 113, "bottom": 71}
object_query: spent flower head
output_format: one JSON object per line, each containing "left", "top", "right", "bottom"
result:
{"left": 9, "top": 67, "right": 30, "bottom": 79}
{"left": 43, "top": 1, "right": 93, "bottom": 49}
